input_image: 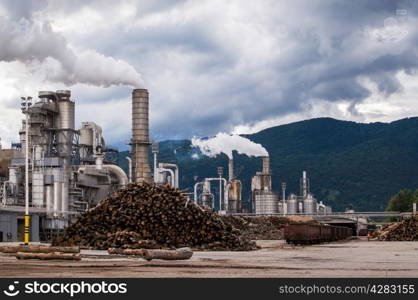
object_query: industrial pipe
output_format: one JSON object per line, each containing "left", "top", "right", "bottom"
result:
{"left": 203, "top": 178, "right": 227, "bottom": 211}
{"left": 126, "top": 157, "right": 132, "bottom": 183}
{"left": 224, "top": 183, "right": 230, "bottom": 212}
{"left": 158, "top": 163, "right": 179, "bottom": 188}
{"left": 194, "top": 182, "right": 203, "bottom": 203}
{"left": 78, "top": 165, "right": 128, "bottom": 186}
{"left": 159, "top": 168, "right": 175, "bottom": 187}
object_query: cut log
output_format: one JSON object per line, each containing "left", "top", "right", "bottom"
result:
{"left": 15, "top": 252, "right": 81, "bottom": 261}
{"left": 0, "top": 245, "right": 79, "bottom": 254}
{"left": 107, "top": 247, "right": 193, "bottom": 261}
{"left": 142, "top": 248, "right": 193, "bottom": 261}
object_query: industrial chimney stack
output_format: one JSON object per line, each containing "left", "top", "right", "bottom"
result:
{"left": 262, "top": 156, "right": 270, "bottom": 174}
{"left": 228, "top": 158, "right": 234, "bottom": 182}
{"left": 131, "top": 89, "right": 152, "bottom": 183}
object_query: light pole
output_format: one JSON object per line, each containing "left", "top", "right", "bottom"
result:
{"left": 217, "top": 167, "right": 223, "bottom": 211}
{"left": 21, "top": 96, "right": 32, "bottom": 245}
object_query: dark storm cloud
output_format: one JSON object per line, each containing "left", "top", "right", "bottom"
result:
{"left": 2, "top": 0, "right": 418, "bottom": 144}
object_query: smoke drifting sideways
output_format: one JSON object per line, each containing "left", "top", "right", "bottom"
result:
{"left": 191, "top": 133, "right": 268, "bottom": 159}
{"left": 0, "top": 19, "right": 143, "bottom": 88}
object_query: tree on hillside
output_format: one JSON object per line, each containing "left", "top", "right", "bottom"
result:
{"left": 386, "top": 189, "right": 418, "bottom": 212}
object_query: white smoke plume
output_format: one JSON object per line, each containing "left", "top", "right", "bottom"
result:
{"left": 191, "top": 132, "right": 268, "bottom": 159}
{"left": 0, "top": 18, "right": 143, "bottom": 87}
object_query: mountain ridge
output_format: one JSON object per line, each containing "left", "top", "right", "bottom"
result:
{"left": 118, "top": 117, "right": 418, "bottom": 211}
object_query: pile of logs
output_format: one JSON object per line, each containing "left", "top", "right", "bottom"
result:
{"left": 54, "top": 183, "right": 258, "bottom": 251}
{"left": 376, "top": 215, "right": 418, "bottom": 241}
{"left": 220, "top": 216, "right": 288, "bottom": 240}
{"left": 0, "top": 245, "right": 81, "bottom": 260}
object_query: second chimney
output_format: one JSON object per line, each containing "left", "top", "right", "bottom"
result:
{"left": 131, "top": 89, "right": 153, "bottom": 183}
{"left": 228, "top": 158, "right": 234, "bottom": 182}
{"left": 262, "top": 156, "right": 270, "bottom": 174}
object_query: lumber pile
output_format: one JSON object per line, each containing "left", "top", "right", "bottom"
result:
{"left": 220, "top": 216, "right": 288, "bottom": 240}
{"left": 54, "top": 183, "right": 258, "bottom": 251}
{"left": 376, "top": 215, "right": 418, "bottom": 241}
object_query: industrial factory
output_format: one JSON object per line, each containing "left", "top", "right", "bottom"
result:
{"left": 0, "top": 87, "right": 332, "bottom": 243}
{"left": 251, "top": 158, "right": 332, "bottom": 215}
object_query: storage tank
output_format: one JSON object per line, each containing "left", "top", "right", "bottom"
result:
{"left": 227, "top": 180, "right": 241, "bottom": 212}
{"left": 254, "top": 191, "right": 278, "bottom": 215}
{"left": 303, "top": 193, "right": 317, "bottom": 214}
{"left": 287, "top": 193, "right": 297, "bottom": 215}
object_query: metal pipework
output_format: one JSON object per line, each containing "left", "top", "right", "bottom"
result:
{"left": 158, "top": 163, "right": 179, "bottom": 188}
{"left": 126, "top": 157, "right": 132, "bottom": 183}
{"left": 131, "top": 89, "right": 152, "bottom": 183}
{"left": 204, "top": 177, "right": 227, "bottom": 211}
{"left": 159, "top": 168, "right": 175, "bottom": 187}
{"left": 152, "top": 142, "right": 159, "bottom": 183}
{"left": 78, "top": 165, "right": 128, "bottom": 186}
{"left": 194, "top": 182, "right": 203, "bottom": 203}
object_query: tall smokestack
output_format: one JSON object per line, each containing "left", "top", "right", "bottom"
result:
{"left": 262, "top": 156, "right": 270, "bottom": 174}
{"left": 131, "top": 89, "right": 152, "bottom": 183}
{"left": 228, "top": 158, "right": 234, "bottom": 182}
{"left": 302, "top": 170, "right": 308, "bottom": 198}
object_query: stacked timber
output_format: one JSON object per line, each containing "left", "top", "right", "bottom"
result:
{"left": 220, "top": 216, "right": 288, "bottom": 240}
{"left": 54, "top": 183, "right": 258, "bottom": 251}
{"left": 376, "top": 215, "right": 418, "bottom": 241}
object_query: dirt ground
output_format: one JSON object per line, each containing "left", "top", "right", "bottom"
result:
{"left": 1, "top": 238, "right": 418, "bottom": 278}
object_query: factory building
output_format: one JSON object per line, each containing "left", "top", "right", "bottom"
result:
{"left": 251, "top": 156, "right": 279, "bottom": 214}
{"left": 251, "top": 159, "right": 332, "bottom": 215}
{"left": 193, "top": 158, "right": 243, "bottom": 212}
{"left": 0, "top": 90, "right": 129, "bottom": 242}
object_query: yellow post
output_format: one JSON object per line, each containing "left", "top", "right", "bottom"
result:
{"left": 24, "top": 215, "right": 30, "bottom": 245}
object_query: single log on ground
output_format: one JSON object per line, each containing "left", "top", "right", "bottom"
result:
{"left": 0, "top": 245, "right": 79, "bottom": 254}
{"left": 108, "top": 247, "right": 193, "bottom": 261}
{"left": 142, "top": 248, "right": 193, "bottom": 261}
{"left": 15, "top": 252, "right": 81, "bottom": 260}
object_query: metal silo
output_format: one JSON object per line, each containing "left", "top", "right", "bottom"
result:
{"left": 227, "top": 180, "right": 242, "bottom": 212}
{"left": 287, "top": 193, "right": 298, "bottom": 215}
{"left": 55, "top": 90, "right": 74, "bottom": 217}
{"left": 254, "top": 191, "right": 278, "bottom": 215}
{"left": 303, "top": 193, "right": 317, "bottom": 214}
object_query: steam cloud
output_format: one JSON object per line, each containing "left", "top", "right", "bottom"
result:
{"left": 0, "top": 19, "right": 143, "bottom": 87}
{"left": 191, "top": 133, "right": 268, "bottom": 159}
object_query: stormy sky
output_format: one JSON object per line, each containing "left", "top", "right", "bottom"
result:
{"left": 0, "top": 0, "right": 418, "bottom": 149}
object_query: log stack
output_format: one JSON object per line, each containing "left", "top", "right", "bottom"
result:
{"left": 54, "top": 183, "right": 258, "bottom": 251}
{"left": 376, "top": 215, "right": 418, "bottom": 241}
{"left": 220, "top": 216, "right": 288, "bottom": 240}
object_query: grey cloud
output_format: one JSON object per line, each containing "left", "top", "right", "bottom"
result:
{"left": 3, "top": 0, "right": 418, "bottom": 143}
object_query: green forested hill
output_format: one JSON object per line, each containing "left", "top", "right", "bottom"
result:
{"left": 118, "top": 117, "right": 418, "bottom": 212}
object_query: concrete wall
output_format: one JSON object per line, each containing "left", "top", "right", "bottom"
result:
{"left": 0, "top": 212, "right": 40, "bottom": 242}
{"left": 0, "top": 213, "right": 17, "bottom": 241}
